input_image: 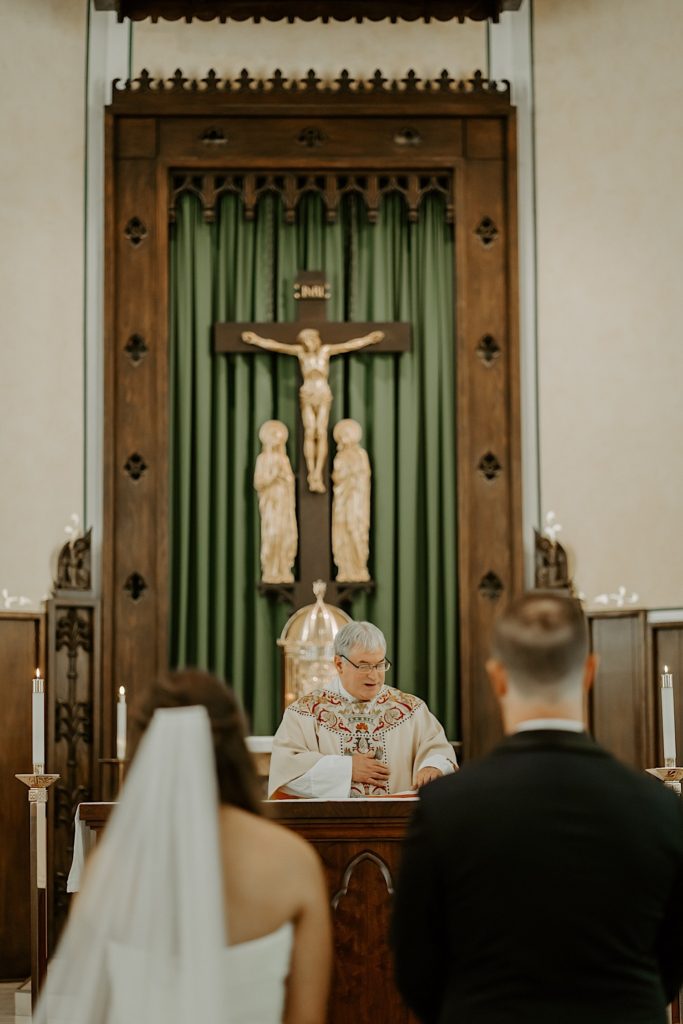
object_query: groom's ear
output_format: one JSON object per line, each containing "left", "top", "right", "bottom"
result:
{"left": 486, "top": 659, "right": 508, "bottom": 700}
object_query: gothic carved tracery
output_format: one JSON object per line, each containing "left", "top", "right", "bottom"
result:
{"left": 53, "top": 608, "right": 94, "bottom": 929}
{"left": 169, "top": 170, "right": 454, "bottom": 225}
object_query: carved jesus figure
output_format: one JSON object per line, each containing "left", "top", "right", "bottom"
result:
{"left": 242, "top": 327, "right": 384, "bottom": 493}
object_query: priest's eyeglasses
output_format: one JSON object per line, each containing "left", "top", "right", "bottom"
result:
{"left": 341, "top": 655, "right": 391, "bottom": 674}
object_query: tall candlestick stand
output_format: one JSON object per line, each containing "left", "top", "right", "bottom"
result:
{"left": 15, "top": 768, "right": 59, "bottom": 1009}
{"left": 646, "top": 766, "right": 683, "bottom": 796}
{"left": 647, "top": 766, "right": 683, "bottom": 1024}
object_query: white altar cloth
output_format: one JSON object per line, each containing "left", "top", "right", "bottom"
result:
{"left": 67, "top": 802, "right": 106, "bottom": 892}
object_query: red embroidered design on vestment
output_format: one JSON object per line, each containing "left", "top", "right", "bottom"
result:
{"left": 290, "top": 686, "right": 424, "bottom": 797}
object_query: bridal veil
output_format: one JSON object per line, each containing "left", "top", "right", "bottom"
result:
{"left": 33, "top": 705, "right": 229, "bottom": 1024}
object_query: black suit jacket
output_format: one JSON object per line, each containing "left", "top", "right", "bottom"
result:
{"left": 391, "top": 730, "right": 683, "bottom": 1024}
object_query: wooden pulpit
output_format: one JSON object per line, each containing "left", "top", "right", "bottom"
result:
{"left": 78, "top": 799, "right": 418, "bottom": 1024}
{"left": 269, "top": 800, "right": 419, "bottom": 1024}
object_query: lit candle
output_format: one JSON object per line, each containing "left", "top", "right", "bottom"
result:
{"left": 32, "top": 668, "right": 45, "bottom": 772}
{"left": 116, "top": 686, "right": 127, "bottom": 761}
{"left": 661, "top": 665, "right": 676, "bottom": 767}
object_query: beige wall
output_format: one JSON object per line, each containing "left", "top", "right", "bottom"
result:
{"left": 534, "top": 0, "right": 683, "bottom": 608}
{"left": 0, "top": 0, "right": 86, "bottom": 608}
{"left": 130, "top": 17, "right": 486, "bottom": 81}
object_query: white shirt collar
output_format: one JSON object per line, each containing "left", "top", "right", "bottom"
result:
{"left": 333, "top": 675, "right": 385, "bottom": 704}
{"left": 514, "top": 718, "right": 585, "bottom": 734}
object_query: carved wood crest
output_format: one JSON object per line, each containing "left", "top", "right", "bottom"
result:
{"left": 54, "top": 528, "right": 92, "bottom": 593}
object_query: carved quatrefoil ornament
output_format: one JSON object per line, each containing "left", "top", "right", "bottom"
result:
{"left": 477, "top": 452, "right": 502, "bottom": 481}
{"left": 476, "top": 334, "right": 501, "bottom": 367}
{"left": 124, "top": 217, "right": 148, "bottom": 247}
{"left": 200, "top": 127, "right": 228, "bottom": 146}
{"left": 475, "top": 217, "right": 499, "bottom": 248}
{"left": 393, "top": 127, "right": 422, "bottom": 147}
{"left": 479, "top": 571, "right": 504, "bottom": 600}
{"left": 124, "top": 334, "right": 148, "bottom": 365}
{"left": 124, "top": 573, "right": 147, "bottom": 602}
{"left": 124, "top": 453, "right": 148, "bottom": 481}
{"left": 297, "top": 127, "right": 327, "bottom": 148}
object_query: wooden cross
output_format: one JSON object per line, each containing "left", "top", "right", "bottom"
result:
{"left": 214, "top": 270, "right": 411, "bottom": 608}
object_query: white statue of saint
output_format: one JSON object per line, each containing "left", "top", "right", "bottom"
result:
{"left": 242, "top": 327, "right": 383, "bottom": 493}
{"left": 331, "top": 419, "right": 371, "bottom": 583}
{"left": 254, "top": 420, "right": 297, "bottom": 584}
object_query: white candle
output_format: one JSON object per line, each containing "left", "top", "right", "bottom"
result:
{"left": 32, "top": 668, "right": 45, "bottom": 772}
{"left": 116, "top": 686, "right": 127, "bottom": 761}
{"left": 661, "top": 665, "right": 676, "bottom": 767}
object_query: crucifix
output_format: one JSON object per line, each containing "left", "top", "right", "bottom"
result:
{"left": 214, "top": 271, "right": 411, "bottom": 608}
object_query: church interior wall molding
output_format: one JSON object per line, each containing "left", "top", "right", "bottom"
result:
{"left": 96, "top": 1, "right": 524, "bottom": 25}
{"left": 109, "top": 66, "right": 512, "bottom": 114}
{"left": 487, "top": 4, "right": 539, "bottom": 589}
{"left": 83, "top": 8, "right": 132, "bottom": 616}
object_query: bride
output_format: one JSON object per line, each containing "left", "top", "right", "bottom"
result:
{"left": 33, "top": 670, "right": 332, "bottom": 1024}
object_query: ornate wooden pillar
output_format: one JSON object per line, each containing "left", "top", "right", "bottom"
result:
{"left": 46, "top": 531, "right": 101, "bottom": 947}
{"left": 456, "top": 114, "right": 523, "bottom": 759}
{"left": 103, "top": 111, "right": 166, "bottom": 750}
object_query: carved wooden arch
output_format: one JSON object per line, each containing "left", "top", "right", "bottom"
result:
{"left": 103, "top": 68, "right": 522, "bottom": 768}
{"left": 331, "top": 851, "right": 395, "bottom": 909}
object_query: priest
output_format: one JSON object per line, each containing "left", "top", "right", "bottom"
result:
{"left": 268, "top": 621, "right": 457, "bottom": 799}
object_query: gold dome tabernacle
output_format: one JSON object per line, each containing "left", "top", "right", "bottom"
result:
{"left": 278, "top": 580, "right": 351, "bottom": 707}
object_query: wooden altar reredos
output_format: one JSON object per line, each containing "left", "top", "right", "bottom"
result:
{"left": 103, "top": 67, "right": 522, "bottom": 769}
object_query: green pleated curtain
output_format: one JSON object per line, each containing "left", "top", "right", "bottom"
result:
{"left": 169, "top": 190, "right": 458, "bottom": 737}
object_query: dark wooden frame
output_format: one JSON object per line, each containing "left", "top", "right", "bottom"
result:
{"left": 104, "top": 69, "right": 522, "bottom": 761}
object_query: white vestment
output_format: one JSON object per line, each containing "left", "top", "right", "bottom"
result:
{"left": 268, "top": 677, "right": 456, "bottom": 798}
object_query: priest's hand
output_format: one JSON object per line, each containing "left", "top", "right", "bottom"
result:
{"left": 352, "top": 753, "right": 390, "bottom": 788}
{"left": 414, "top": 767, "right": 443, "bottom": 789}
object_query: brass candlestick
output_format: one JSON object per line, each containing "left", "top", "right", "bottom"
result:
{"left": 646, "top": 766, "right": 683, "bottom": 796}
{"left": 646, "top": 766, "right": 682, "bottom": 1024}
{"left": 15, "top": 768, "right": 60, "bottom": 1008}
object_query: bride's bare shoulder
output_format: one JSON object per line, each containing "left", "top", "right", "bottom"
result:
{"left": 219, "top": 805, "right": 319, "bottom": 869}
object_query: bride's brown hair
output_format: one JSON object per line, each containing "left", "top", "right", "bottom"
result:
{"left": 128, "top": 669, "right": 262, "bottom": 814}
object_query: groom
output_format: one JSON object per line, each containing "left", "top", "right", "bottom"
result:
{"left": 392, "top": 592, "right": 683, "bottom": 1024}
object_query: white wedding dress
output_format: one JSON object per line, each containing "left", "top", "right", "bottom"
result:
{"left": 106, "top": 922, "right": 294, "bottom": 1023}
{"left": 33, "top": 706, "right": 294, "bottom": 1024}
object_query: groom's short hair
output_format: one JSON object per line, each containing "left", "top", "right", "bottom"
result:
{"left": 491, "top": 591, "right": 588, "bottom": 697}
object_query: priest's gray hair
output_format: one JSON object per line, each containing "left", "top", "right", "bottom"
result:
{"left": 491, "top": 591, "right": 588, "bottom": 701}
{"left": 334, "top": 621, "right": 386, "bottom": 658}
